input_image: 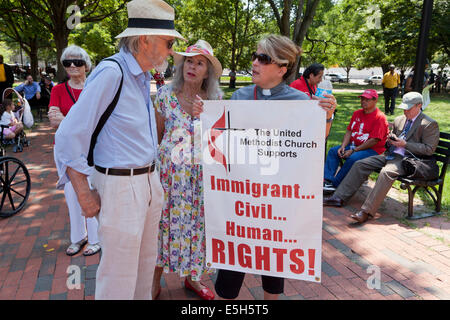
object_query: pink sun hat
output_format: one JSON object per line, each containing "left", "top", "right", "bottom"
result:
{"left": 173, "top": 40, "right": 223, "bottom": 78}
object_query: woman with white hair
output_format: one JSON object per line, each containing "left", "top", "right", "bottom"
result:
{"left": 151, "top": 40, "right": 222, "bottom": 300}
{"left": 48, "top": 45, "right": 100, "bottom": 256}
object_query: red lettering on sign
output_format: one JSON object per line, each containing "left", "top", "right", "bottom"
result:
{"left": 290, "top": 249, "right": 305, "bottom": 274}
{"left": 212, "top": 238, "right": 225, "bottom": 264}
{"left": 255, "top": 246, "right": 271, "bottom": 271}
{"left": 272, "top": 248, "right": 287, "bottom": 272}
{"left": 308, "top": 249, "right": 316, "bottom": 276}
{"left": 235, "top": 201, "right": 244, "bottom": 216}
{"left": 238, "top": 244, "right": 252, "bottom": 268}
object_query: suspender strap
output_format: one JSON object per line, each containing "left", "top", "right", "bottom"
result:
{"left": 87, "top": 58, "right": 124, "bottom": 167}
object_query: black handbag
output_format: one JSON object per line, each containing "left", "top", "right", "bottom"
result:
{"left": 401, "top": 156, "right": 439, "bottom": 181}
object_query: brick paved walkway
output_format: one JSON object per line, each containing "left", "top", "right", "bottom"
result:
{"left": 0, "top": 119, "right": 449, "bottom": 300}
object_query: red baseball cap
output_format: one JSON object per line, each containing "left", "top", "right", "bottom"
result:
{"left": 358, "top": 89, "right": 378, "bottom": 100}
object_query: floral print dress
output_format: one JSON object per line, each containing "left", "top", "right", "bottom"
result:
{"left": 154, "top": 84, "right": 213, "bottom": 281}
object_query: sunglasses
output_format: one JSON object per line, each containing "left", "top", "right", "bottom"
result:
{"left": 251, "top": 52, "right": 288, "bottom": 67}
{"left": 157, "top": 36, "right": 175, "bottom": 50}
{"left": 62, "top": 59, "right": 86, "bottom": 68}
{"left": 167, "top": 39, "right": 175, "bottom": 50}
{"left": 252, "top": 52, "right": 273, "bottom": 65}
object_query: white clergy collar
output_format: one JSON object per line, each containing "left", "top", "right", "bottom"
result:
{"left": 262, "top": 89, "right": 271, "bottom": 96}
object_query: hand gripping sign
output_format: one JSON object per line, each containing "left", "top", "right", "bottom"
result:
{"left": 200, "top": 100, "right": 325, "bottom": 282}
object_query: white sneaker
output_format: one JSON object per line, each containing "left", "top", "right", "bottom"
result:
{"left": 323, "top": 181, "right": 336, "bottom": 192}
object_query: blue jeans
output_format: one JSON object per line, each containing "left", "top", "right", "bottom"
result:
{"left": 324, "top": 145, "right": 378, "bottom": 187}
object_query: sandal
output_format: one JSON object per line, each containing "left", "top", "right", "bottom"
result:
{"left": 66, "top": 237, "right": 88, "bottom": 256}
{"left": 83, "top": 243, "right": 101, "bottom": 256}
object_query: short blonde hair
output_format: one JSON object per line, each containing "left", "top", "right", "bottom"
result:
{"left": 257, "top": 34, "right": 303, "bottom": 80}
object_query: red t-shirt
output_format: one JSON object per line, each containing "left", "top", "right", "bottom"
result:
{"left": 48, "top": 82, "right": 82, "bottom": 116}
{"left": 347, "top": 108, "right": 388, "bottom": 154}
{"left": 289, "top": 76, "right": 316, "bottom": 98}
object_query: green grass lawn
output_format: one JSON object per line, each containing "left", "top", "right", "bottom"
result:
{"left": 220, "top": 84, "right": 450, "bottom": 214}
{"left": 220, "top": 76, "right": 252, "bottom": 82}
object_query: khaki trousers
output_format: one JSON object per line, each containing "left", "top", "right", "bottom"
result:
{"left": 334, "top": 154, "right": 406, "bottom": 215}
{"left": 91, "top": 168, "right": 163, "bottom": 300}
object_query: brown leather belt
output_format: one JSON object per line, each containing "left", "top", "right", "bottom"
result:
{"left": 95, "top": 163, "right": 155, "bottom": 176}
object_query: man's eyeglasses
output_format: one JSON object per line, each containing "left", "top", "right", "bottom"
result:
{"left": 62, "top": 59, "right": 86, "bottom": 68}
{"left": 158, "top": 36, "right": 175, "bottom": 50}
{"left": 251, "top": 52, "right": 287, "bottom": 67}
{"left": 167, "top": 39, "right": 175, "bottom": 50}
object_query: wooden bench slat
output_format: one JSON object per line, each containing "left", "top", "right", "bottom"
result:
{"left": 435, "top": 154, "right": 449, "bottom": 164}
{"left": 440, "top": 132, "right": 450, "bottom": 139}
{"left": 438, "top": 140, "right": 450, "bottom": 149}
{"left": 435, "top": 146, "right": 450, "bottom": 157}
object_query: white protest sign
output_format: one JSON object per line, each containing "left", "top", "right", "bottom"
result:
{"left": 201, "top": 100, "right": 325, "bottom": 282}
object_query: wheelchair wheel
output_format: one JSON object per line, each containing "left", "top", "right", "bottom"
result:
{"left": 0, "top": 157, "right": 31, "bottom": 218}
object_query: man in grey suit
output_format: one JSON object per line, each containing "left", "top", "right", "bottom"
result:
{"left": 323, "top": 92, "right": 440, "bottom": 223}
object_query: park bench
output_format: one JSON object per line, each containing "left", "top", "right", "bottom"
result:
{"left": 398, "top": 131, "right": 450, "bottom": 219}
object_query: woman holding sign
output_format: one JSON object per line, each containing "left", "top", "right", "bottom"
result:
{"left": 152, "top": 40, "right": 223, "bottom": 300}
{"left": 194, "top": 34, "right": 336, "bottom": 300}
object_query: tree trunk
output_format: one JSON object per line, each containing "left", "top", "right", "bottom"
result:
{"left": 346, "top": 66, "right": 351, "bottom": 82}
{"left": 285, "top": 0, "right": 321, "bottom": 84}
{"left": 54, "top": 29, "right": 69, "bottom": 82}
{"left": 29, "top": 39, "right": 39, "bottom": 80}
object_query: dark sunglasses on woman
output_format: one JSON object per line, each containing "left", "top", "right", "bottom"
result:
{"left": 251, "top": 52, "right": 273, "bottom": 65}
{"left": 62, "top": 59, "right": 86, "bottom": 67}
{"left": 251, "top": 52, "right": 287, "bottom": 67}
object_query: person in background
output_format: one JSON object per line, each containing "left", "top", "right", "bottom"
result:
{"left": 15, "top": 75, "right": 41, "bottom": 110}
{"left": 323, "top": 89, "right": 388, "bottom": 192}
{"left": 404, "top": 59, "right": 430, "bottom": 94}
{"left": 324, "top": 92, "right": 439, "bottom": 224}
{"left": 0, "top": 98, "right": 23, "bottom": 140}
{"left": 39, "top": 75, "right": 54, "bottom": 110}
{"left": 0, "top": 55, "right": 14, "bottom": 103}
{"left": 289, "top": 63, "right": 325, "bottom": 98}
{"left": 48, "top": 45, "right": 100, "bottom": 257}
{"left": 382, "top": 64, "right": 400, "bottom": 115}
{"left": 152, "top": 69, "right": 165, "bottom": 90}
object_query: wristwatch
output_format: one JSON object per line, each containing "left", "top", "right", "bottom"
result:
{"left": 326, "top": 113, "right": 334, "bottom": 123}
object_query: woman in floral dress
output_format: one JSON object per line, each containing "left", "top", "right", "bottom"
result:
{"left": 152, "top": 40, "right": 223, "bottom": 300}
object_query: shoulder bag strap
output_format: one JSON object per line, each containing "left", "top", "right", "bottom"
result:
{"left": 64, "top": 81, "right": 77, "bottom": 104}
{"left": 87, "top": 58, "right": 124, "bottom": 167}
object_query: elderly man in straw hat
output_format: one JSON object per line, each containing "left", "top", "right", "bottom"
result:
{"left": 54, "top": 0, "right": 185, "bottom": 300}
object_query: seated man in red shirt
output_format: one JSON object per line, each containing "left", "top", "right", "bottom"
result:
{"left": 324, "top": 89, "right": 388, "bottom": 192}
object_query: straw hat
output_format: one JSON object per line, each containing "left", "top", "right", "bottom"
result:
{"left": 173, "top": 40, "right": 223, "bottom": 78}
{"left": 115, "top": 0, "right": 185, "bottom": 41}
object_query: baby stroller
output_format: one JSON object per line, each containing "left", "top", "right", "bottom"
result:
{"left": 0, "top": 89, "right": 32, "bottom": 218}
{"left": 1, "top": 88, "right": 33, "bottom": 153}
